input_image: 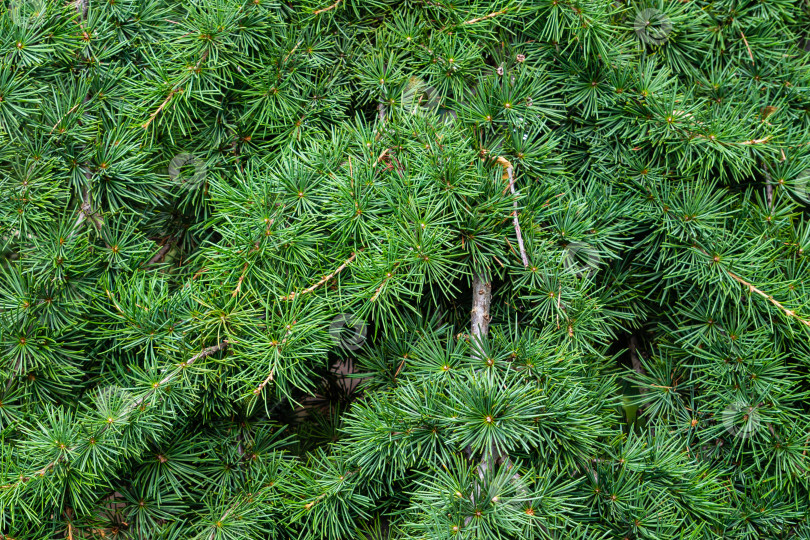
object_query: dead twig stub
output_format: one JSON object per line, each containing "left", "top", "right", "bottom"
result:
{"left": 253, "top": 369, "right": 275, "bottom": 395}
{"left": 142, "top": 88, "right": 181, "bottom": 129}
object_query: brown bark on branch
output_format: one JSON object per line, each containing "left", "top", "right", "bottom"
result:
{"left": 144, "top": 236, "right": 177, "bottom": 266}
{"left": 142, "top": 50, "right": 208, "bottom": 129}
{"left": 740, "top": 31, "right": 754, "bottom": 63}
{"left": 132, "top": 340, "right": 230, "bottom": 408}
{"left": 470, "top": 271, "right": 492, "bottom": 358}
{"left": 629, "top": 335, "right": 646, "bottom": 376}
{"left": 142, "top": 88, "right": 181, "bottom": 129}
{"left": 253, "top": 370, "right": 275, "bottom": 395}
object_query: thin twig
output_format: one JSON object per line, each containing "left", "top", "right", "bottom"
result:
{"left": 143, "top": 50, "right": 208, "bottom": 129}
{"left": 282, "top": 40, "right": 302, "bottom": 63}
{"left": 698, "top": 248, "right": 810, "bottom": 327}
{"left": 142, "top": 88, "right": 181, "bottom": 129}
{"left": 253, "top": 369, "right": 275, "bottom": 395}
{"left": 725, "top": 270, "right": 810, "bottom": 328}
{"left": 506, "top": 166, "right": 529, "bottom": 267}
{"left": 740, "top": 31, "right": 754, "bottom": 63}
{"left": 494, "top": 157, "right": 529, "bottom": 267}
{"left": 132, "top": 340, "right": 230, "bottom": 409}
{"left": 232, "top": 263, "right": 249, "bottom": 297}
{"left": 279, "top": 252, "right": 357, "bottom": 300}
{"left": 49, "top": 102, "right": 81, "bottom": 134}
{"left": 371, "top": 263, "right": 399, "bottom": 302}
{"left": 463, "top": 10, "right": 507, "bottom": 24}
{"left": 304, "top": 493, "right": 326, "bottom": 510}
{"left": 374, "top": 148, "right": 389, "bottom": 165}
{"left": 394, "top": 357, "right": 406, "bottom": 379}
{"left": 739, "top": 136, "right": 771, "bottom": 145}
{"left": 693, "top": 134, "right": 771, "bottom": 146}
{"left": 313, "top": 0, "right": 340, "bottom": 15}
{"left": 209, "top": 499, "right": 240, "bottom": 540}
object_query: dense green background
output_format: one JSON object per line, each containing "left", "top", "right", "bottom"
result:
{"left": 1, "top": 0, "right": 810, "bottom": 538}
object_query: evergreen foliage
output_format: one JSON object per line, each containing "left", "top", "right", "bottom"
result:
{"left": 1, "top": 0, "right": 810, "bottom": 538}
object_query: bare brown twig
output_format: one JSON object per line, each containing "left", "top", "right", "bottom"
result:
{"left": 254, "top": 369, "right": 275, "bottom": 395}
{"left": 142, "top": 51, "right": 209, "bottom": 129}
{"left": 283, "top": 40, "right": 302, "bottom": 63}
{"left": 370, "top": 262, "right": 399, "bottom": 303}
{"left": 49, "top": 102, "right": 81, "bottom": 134}
{"left": 232, "top": 263, "right": 249, "bottom": 297}
{"left": 738, "top": 136, "right": 771, "bottom": 145}
{"left": 132, "top": 341, "right": 230, "bottom": 410}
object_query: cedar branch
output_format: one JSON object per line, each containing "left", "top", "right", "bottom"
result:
{"left": 0, "top": 341, "right": 229, "bottom": 491}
